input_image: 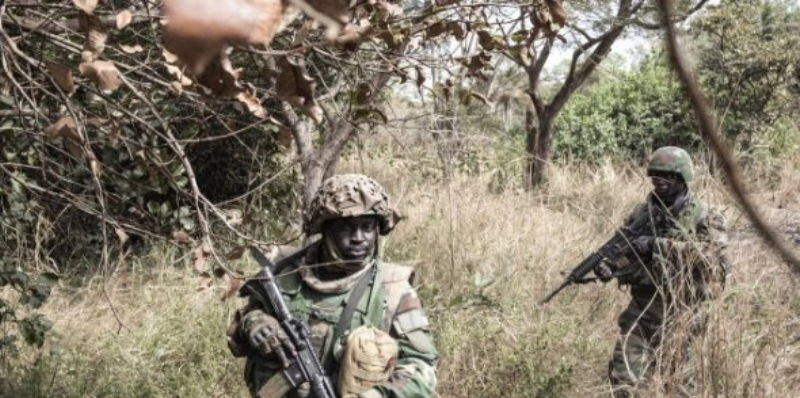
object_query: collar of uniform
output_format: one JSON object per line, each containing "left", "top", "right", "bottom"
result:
{"left": 300, "top": 259, "right": 376, "bottom": 294}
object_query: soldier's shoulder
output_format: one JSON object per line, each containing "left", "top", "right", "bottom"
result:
{"left": 377, "top": 262, "right": 416, "bottom": 285}
{"left": 689, "top": 197, "right": 727, "bottom": 230}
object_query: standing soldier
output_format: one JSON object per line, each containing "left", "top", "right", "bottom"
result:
{"left": 227, "top": 174, "right": 438, "bottom": 398}
{"left": 593, "top": 147, "right": 728, "bottom": 397}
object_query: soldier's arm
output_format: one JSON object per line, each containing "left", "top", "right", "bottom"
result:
{"left": 360, "top": 291, "right": 438, "bottom": 398}
{"left": 654, "top": 206, "right": 728, "bottom": 284}
{"left": 655, "top": 207, "right": 726, "bottom": 256}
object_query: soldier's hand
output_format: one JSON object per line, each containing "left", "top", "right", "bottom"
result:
{"left": 632, "top": 236, "right": 655, "bottom": 255}
{"left": 296, "top": 382, "right": 311, "bottom": 398}
{"left": 593, "top": 262, "right": 614, "bottom": 282}
{"left": 242, "top": 310, "right": 296, "bottom": 365}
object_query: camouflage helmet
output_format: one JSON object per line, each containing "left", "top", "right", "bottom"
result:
{"left": 646, "top": 146, "right": 694, "bottom": 183}
{"left": 304, "top": 174, "right": 400, "bottom": 235}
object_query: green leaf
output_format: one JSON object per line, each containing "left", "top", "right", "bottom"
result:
{"left": 0, "top": 94, "right": 15, "bottom": 107}
{"left": 10, "top": 271, "right": 29, "bottom": 288}
{"left": 36, "top": 272, "right": 59, "bottom": 287}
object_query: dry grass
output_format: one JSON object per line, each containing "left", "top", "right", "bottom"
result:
{"left": 3, "top": 147, "right": 800, "bottom": 398}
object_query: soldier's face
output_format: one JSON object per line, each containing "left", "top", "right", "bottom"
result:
{"left": 651, "top": 173, "right": 685, "bottom": 201}
{"left": 325, "top": 216, "right": 379, "bottom": 261}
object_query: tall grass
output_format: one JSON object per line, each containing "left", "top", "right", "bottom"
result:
{"left": 3, "top": 149, "right": 799, "bottom": 398}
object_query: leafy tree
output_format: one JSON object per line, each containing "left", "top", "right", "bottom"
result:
{"left": 691, "top": 0, "right": 800, "bottom": 158}
{"left": 0, "top": 0, "right": 476, "bottom": 354}
{"left": 473, "top": 0, "right": 710, "bottom": 186}
{"left": 554, "top": 55, "right": 697, "bottom": 161}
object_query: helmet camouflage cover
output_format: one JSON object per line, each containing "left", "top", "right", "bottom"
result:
{"left": 647, "top": 146, "right": 694, "bottom": 183}
{"left": 305, "top": 174, "right": 400, "bottom": 235}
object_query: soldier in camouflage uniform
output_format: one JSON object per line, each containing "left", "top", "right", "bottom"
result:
{"left": 593, "top": 147, "right": 728, "bottom": 397}
{"left": 227, "top": 174, "right": 438, "bottom": 398}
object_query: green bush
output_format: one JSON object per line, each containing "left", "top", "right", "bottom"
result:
{"left": 553, "top": 56, "right": 698, "bottom": 162}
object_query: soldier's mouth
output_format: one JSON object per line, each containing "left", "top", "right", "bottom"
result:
{"left": 345, "top": 248, "right": 369, "bottom": 258}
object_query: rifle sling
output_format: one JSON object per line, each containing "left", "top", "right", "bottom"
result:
{"left": 323, "top": 262, "right": 377, "bottom": 375}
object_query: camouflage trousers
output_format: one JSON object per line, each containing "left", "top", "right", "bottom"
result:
{"left": 608, "top": 296, "right": 699, "bottom": 398}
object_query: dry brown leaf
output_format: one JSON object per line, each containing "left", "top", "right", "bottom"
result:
{"left": 73, "top": 0, "right": 98, "bottom": 14}
{"left": 162, "top": 49, "right": 180, "bottom": 64}
{"left": 195, "top": 52, "right": 243, "bottom": 97}
{"left": 79, "top": 60, "right": 122, "bottom": 92}
{"left": 193, "top": 245, "right": 206, "bottom": 272}
{"left": 109, "top": 122, "right": 121, "bottom": 145}
{"left": 172, "top": 229, "right": 193, "bottom": 244}
{"left": 45, "top": 62, "right": 76, "bottom": 94}
{"left": 44, "top": 117, "right": 79, "bottom": 140}
{"left": 86, "top": 117, "right": 110, "bottom": 127}
{"left": 116, "top": 9, "right": 133, "bottom": 29}
{"left": 169, "top": 81, "right": 184, "bottom": 95}
{"left": 425, "top": 22, "right": 447, "bottom": 40}
{"left": 276, "top": 123, "right": 293, "bottom": 148}
{"left": 294, "top": 0, "right": 349, "bottom": 38}
{"left": 276, "top": 56, "right": 322, "bottom": 123}
{"left": 115, "top": 227, "right": 129, "bottom": 246}
{"left": 120, "top": 44, "right": 144, "bottom": 54}
{"left": 376, "top": 0, "right": 403, "bottom": 17}
{"left": 548, "top": 0, "right": 567, "bottom": 27}
{"left": 80, "top": 14, "right": 107, "bottom": 58}
{"left": 225, "top": 246, "right": 247, "bottom": 261}
{"left": 476, "top": 30, "right": 496, "bottom": 51}
{"left": 221, "top": 277, "right": 242, "bottom": 301}
{"left": 198, "top": 59, "right": 241, "bottom": 93}
{"left": 532, "top": 0, "right": 566, "bottom": 36}
{"left": 164, "top": 0, "right": 284, "bottom": 76}
{"left": 235, "top": 91, "right": 267, "bottom": 118}
{"left": 164, "top": 63, "right": 193, "bottom": 86}
{"left": 451, "top": 22, "right": 466, "bottom": 41}
{"left": 89, "top": 156, "right": 102, "bottom": 175}
{"left": 331, "top": 19, "right": 373, "bottom": 45}
{"left": 415, "top": 66, "right": 425, "bottom": 88}
{"left": 44, "top": 117, "right": 86, "bottom": 158}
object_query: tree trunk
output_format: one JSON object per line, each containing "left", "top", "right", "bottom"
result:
{"left": 301, "top": 157, "right": 325, "bottom": 213}
{"left": 524, "top": 109, "right": 553, "bottom": 187}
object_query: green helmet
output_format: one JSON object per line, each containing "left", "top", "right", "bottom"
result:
{"left": 646, "top": 146, "right": 694, "bottom": 183}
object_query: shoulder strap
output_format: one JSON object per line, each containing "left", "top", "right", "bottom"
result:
{"left": 323, "top": 263, "right": 377, "bottom": 374}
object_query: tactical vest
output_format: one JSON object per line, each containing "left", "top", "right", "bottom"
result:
{"left": 241, "top": 250, "right": 431, "bottom": 398}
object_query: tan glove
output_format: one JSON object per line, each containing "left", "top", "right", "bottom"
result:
{"left": 241, "top": 309, "right": 296, "bottom": 366}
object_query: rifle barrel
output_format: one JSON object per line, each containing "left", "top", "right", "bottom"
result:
{"left": 541, "top": 279, "right": 571, "bottom": 304}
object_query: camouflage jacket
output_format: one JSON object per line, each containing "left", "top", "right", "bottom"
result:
{"left": 227, "top": 247, "right": 438, "bottom": 398}
{"left": 616, "top": 193, "right": 728, "bottom": 310}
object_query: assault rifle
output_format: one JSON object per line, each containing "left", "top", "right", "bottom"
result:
{"left": 241, "top": 247, "right": 337, "bottom": 398}
{"left": 540, "top": 209, "right": 654, "bottom": 304}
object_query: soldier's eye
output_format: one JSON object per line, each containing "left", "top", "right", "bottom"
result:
{"left": 364, "top": 222, "right": 376, "bottom": 232}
